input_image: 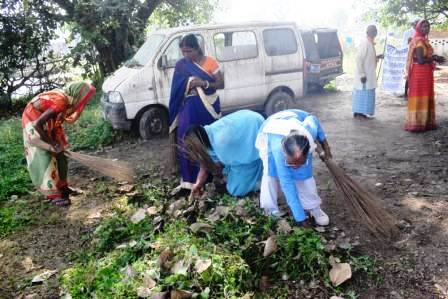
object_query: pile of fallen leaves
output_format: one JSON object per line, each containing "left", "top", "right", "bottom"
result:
{"left": 61, "top": 182, "right": 376, "bottom": 298}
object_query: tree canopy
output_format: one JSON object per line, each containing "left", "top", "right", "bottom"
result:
{"left": 378, "top": 0, "right": 448, "bottom": 27}
{"left": 0, "top": 0, "right": 217, "bottom": 105}
{"left": 0, "top": 0, "right": 63, "bottom": 106}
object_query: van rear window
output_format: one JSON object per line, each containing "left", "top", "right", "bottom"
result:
{"left": 263, "top": 28, "right": 297, "bottom": 56}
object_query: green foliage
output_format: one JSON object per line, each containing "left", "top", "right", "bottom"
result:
{"left": 0, "top": 118, "right": 31, "bottom": 202}
{"left": 0, "top": 0, "right": 68, "bottom": 104}
{"left": 62, "top": 186, "right": 378, "bottom": 298}
{"left": 274, "top": 229, "right": 328, "bottom": 280}
{"left": 376, "top": 0, "right": 448, "bottom": 27}
{"left": 92, "top": 212, "right": 153, "bottom": 252}
{"left": 65, "top": 92, "right": 123, "bottom": 150}
{"left": 324, "top": 80, "right": 338, "bottom": 92}
{"left": 148, "top": 0, "right": 218, "bottom": 27}
{"left": 0, "top": 200, "right": 38, "bottom": 238}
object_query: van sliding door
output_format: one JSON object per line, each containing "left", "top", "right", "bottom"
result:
{"left": 262, "top": 27, "right": 304, "bottom": 98}
{"left": 212, "top": 29, "right": 265, "bottom": 110}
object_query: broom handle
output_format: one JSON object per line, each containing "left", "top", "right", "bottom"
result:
{"left": 315, "top": 142, "right": 326, "bottom": 161}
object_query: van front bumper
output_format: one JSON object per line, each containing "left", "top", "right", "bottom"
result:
{"left": 101, "top": 93, "right": 132, "bottom": 130}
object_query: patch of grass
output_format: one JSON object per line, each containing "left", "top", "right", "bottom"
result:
{"left": 324, "top": 80, "right": 338, "bottom": 92}
{"left": 0, "top": 200, "right": 40, "bottom": 238}
{"left": 0, "top": 118, "right": 31, "bottom": 202}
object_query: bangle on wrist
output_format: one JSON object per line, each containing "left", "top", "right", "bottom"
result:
{"left": 204, "top": 81, "right": 210, "bottom": 89}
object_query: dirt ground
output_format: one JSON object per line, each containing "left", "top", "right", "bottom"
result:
{"left": 1, "top": 70, "right": 448, "bottom": 298}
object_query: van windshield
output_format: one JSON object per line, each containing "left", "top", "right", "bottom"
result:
{"left": 125, "top": 34, "right": 165, "bottom": 68}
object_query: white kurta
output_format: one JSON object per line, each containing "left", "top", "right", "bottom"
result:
{"left": 353, "top": 39, "right": 377, "bottom": 90}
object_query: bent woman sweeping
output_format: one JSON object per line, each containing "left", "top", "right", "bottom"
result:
{"left": 183, "top": 110, "right": 264, "bottom": 197}
{"left": 169, "top": 34, "right": 224, "bottom": 192}
{"left": 22, "top": 82, "right": 96, "bottom": 206}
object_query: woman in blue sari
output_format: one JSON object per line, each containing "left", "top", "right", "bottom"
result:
{"left": 183, "top": 110, "right": 264, "bottom": 197}
{"left": 169, "top": 34, "right": 224, "bottom": 192}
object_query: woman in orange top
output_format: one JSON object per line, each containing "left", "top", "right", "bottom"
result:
{"left": 405, "top": 19, "right": 445, "bottom": 132}
{"left": 22, "top": 82, "right": 96, "bottom": 206}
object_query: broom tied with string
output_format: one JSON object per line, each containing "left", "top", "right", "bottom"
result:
{"left": 29, "top": 138, "right": 135, "bottom": 182}
{"left": 316, "top": 143, "right": 398, "bottom": 239}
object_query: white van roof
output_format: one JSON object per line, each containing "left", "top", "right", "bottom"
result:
{"left": 152, "top": 21, "right": 298, "bottom": 36}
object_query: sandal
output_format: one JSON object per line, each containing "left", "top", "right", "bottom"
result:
{"left": 49, "top": 197, "right": 71, "bottom": 207}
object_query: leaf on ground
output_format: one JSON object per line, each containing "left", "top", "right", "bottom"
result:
{"left": 31, "top": 269, "right": 58, "bottom": 285}
{"left": 146, "top": 206, "right": 158, "bottom": 216}
{"left": 122, "top": 265, "right": 136, "bottom": 280}
{"left": 157, "top": 248, "right": 174, "bottom": 270}
{"left": 131, "top": 208, "right": 147, "bottom": 224}
{"left": 314, "top": 226, "right": 326, "bottom": 233}
{"left": 143, "top": 274, "right": 157, "bottom": 289}
{"left": 207, "top": 206, "right": 230, "bottom": 222}
{"left": 190, "top": 222, "right": 213, "bottom": 234}
{"left": 329, "top": 262, "right": 352, "bottom": 286}
{"left": 151, "top": 291, "right": 169, "bottom": 299}
{"left": 119, "top": 184, "right": 134, "bottom": 193}
{"left": 324, "top": 241, "right": 337, "bottom": 253}
{"left": 21, "top": 256, "right": 35, "bottom": 272}
{"left": 137, "top": 287, "right": 152, "bottom": 298}
{"left": 194, "top": 258, "right": 212, "bottom": 273}
{"left": 149, "top": 240, "right": 162, "bottom": 249}
{"left": 170, "top": 290, "right": 193, "bottom": 299}
{"left": 171, "top": 259, "right": 190, "bottom": 276}
{"left": 336, "top": 237, "right": 351, "bottom": 250}
{"left": 263, "top": 236, "right": 277, "bottom": 257}
{"left": 168, "top": 199, "right": 187, "bottom": 216}
{"left": 328, "top": 255, "right": 340, "bottom": 266}
{"left": 277, "top": 219, "right": 292, "bottom": 234}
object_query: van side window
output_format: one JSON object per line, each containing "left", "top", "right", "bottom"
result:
{"left": 214, "top": 31, "right": 258, "bottom": 61}
{"left": 263, "top": 28, "right": 298, "bottom": 56}
{"left": 162, "top": 34, "right": 204, "bottom": 68}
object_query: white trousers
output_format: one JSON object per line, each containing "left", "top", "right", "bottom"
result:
{"left": 260, "top": 175, "right": 322, "bottom": 212}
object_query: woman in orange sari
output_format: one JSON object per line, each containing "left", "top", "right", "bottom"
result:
{"left": 405, "top": 19, "right": 445, "bottom": 132}
{"left": 22, "top": 82, "right": 96, "bottom": 206}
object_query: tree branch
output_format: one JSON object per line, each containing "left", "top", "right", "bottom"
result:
{"left": 136, "top": 0, "right": 164, "bottom": 24}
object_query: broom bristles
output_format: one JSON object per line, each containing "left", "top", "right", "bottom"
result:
{"left": 65, "top": 150, "right": 135, "bottom": 182}
{"left": 324, "top": 158, "right": 399, "bottom": 239}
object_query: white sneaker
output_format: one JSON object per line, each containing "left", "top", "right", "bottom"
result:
{"left": 309, "top": 207, "right": 329, "bottom": 226}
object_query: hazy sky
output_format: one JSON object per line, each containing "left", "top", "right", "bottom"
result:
{"left": 214, "top": 0, "right": 361, "bottom": 31}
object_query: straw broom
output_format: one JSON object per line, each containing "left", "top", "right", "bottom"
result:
{"left": 29, "top": 138, "right": 135, "bottom": 182}
{"left": 316, "top": 144, "right": 398, "bottom": 239}
{"left": 65, "top": 150, "right": 135, "bottom": 182}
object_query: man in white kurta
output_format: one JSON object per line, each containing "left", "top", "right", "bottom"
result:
{"left": 352, "top": 25, "right": 381, "bottom": 118}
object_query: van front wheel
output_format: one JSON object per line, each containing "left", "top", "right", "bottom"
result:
{"left": 265, "top": 91, "right": 293, "bottom": 116}
{"left": 139, "top": 107, "right": 168, "bottom": 140}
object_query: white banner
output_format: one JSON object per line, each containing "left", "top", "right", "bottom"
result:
{"left": 381, "top": 44, "right": 408, "bottom": 93}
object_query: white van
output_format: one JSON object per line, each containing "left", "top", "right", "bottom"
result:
{"left": 101, "top": 21, "right": 306, "bottom": 139}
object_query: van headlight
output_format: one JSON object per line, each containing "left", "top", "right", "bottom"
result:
{"left": 108, "top": 91, "right": 123, "bottom": 104}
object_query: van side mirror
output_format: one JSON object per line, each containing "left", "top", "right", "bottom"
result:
{"left": 160, "top": 54, "right": 168, "bottom": 70}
